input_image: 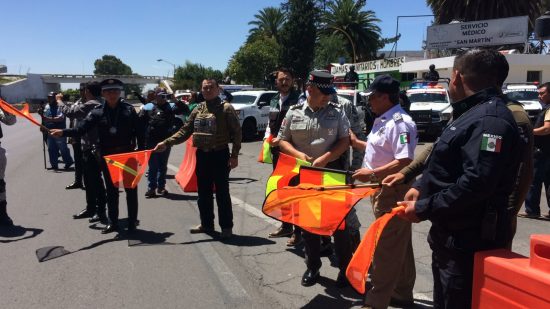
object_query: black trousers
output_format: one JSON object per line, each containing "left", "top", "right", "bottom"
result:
{"left": 431, "top": 248, "right": 474, "bottom": 309}
{"left": 196, "top": 148, "right": 233, "bottom": 229}
{"left": 82, "top": 150, "right": 106, "bottom": 216}
{"left": 101, "top": 159, "right": 138, "bottom": 226}
{"left": 72, "top": 142, "right": 83, "bottom": 185}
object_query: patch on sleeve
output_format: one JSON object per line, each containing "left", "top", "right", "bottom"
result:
{"left": 399, "top": 132, "right": 410, "bottom": 144}
{"left": 480, "top": 133, "right": 502, "bottom": 152}
{"left": 392, "top": 112, "right": 403, "bottom": 122}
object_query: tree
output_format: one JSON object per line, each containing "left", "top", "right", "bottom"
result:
{"left": 93, "top": 55, "right": 133, "bottom": 75}
{"left": 226, "top": 37, "right": 280, "bottom": 86}
{"left": 173, "top": 61, "right": 223, "bottom": 90}
{"left": 320, "top": 0, "right": 382, "bottom": 61}
{"left": 314, "top": 34, "right": 351, "bottom": 69}
{"left": 247, "top": 7, "right": 286, "bottom": 44}
{"left": 427, "top": 0, "right": 545, "bottom": 31}
{"left": 279, "top": 0, "right": 317, "bottom": 84}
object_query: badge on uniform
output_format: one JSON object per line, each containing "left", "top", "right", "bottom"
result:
{"left": 399, "top": 132, "right": 409, "bottom": 144}
{"left": 392, "top": 112, "right": 403, "bottom": 122}
{"left": 326, "top": 110, "right": 337, "bottom": 120}
{"left": 328, "top": 128, "right": 335, "bottom": 136}
{"left": 480, "top": 133, "right": 502, "bottom": 152}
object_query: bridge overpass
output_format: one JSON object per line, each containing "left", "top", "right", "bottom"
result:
{"left": 0, "top": 73, "right": 169, "bottom": 103}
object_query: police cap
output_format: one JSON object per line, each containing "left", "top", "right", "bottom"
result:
{"left": 307, "top": 70, "right": 336, "bottom": 95}
{"left": 365, "top": 74, "right": 400, "bottom": 95}
{"left": 100, "top": 78, "right": 124, "bottom": 91}
{"left": 47, "top": 91, "right": 58, "bottom": 97}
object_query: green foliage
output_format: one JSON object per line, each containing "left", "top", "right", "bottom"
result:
{"left": 247, "top": 7, "right": 286, "bottom": 44}
{"left": 427, "top": 0, "right": 545, "bottom": 32}
{"left": 279, "top": 0, "right": 317, "bottom": 83}
{"left": 173, "top": 61, "right": 223, "bottom": 91}
{"left": 93, "top": 55, "right": 133, "bottom": 75}
{"left": 314, "top": 34, "right": 351, "bottom": 69}
{"left": 62, "top": 89, "right": 81, "bottom": 102}
{"left": 321, "top": 0, "right": 382, "bottom": 61}
{"left": 226, "top": 37, "right": 280, "bottom": 86}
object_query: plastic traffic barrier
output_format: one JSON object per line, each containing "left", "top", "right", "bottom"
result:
{"left": 472, "top": 235, "right": 550, "bottom": 309}
{"left": 175, "top": 139, "right": 198, "bottom": 192}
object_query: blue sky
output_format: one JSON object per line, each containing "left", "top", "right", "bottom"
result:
{"left": 1, "top": 0, "right": 433, "bottom": 76}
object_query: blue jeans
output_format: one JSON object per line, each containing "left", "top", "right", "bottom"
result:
{"left": 524, "top": 151, "right": 550, "bottom": 215}
{"left": 147, "top": 148, "right": 171, "bottom": 190}
{"left": 47, "top": 135, "right": 73, "bottom": 169}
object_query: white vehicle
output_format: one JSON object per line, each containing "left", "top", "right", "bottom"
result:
{"left": 335, "top": 87, "right": 367, "bottom": 131}
{"left": 221, "top": 84, "right": 253, "bottom": 93}
{"left": 502, "top": 83, "right": 541, "bottom": 123}
{"left": 230, "top": 90, "right": 277, "bottom": 141}
{"left": 406, "top": 81, "right": 452, "bottom": 137}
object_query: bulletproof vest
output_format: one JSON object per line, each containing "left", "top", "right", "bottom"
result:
{"left": 534, "top": 104, "right": 550, "bottom": 155}
{"left": 192, "top": 103, "right": 222, "bottom": 149}
{"left": 147, "top": 104, "right": 174, "bottom": 136}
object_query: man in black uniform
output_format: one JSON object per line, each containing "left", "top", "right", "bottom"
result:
{"left": 67, "top": 81, "right": 107, "bottom": 223}
{"left": 398, "top": 49, "right": 522, "bottom": 309}
{"left": 265, "top": 68, "right": 302, "bottom": 242}
{"left": 344, "top": 65, "right": 359, "bottom": 83}
{"left": 0, "top": 107, "right": 16, "bottom": 226}
{"left": 63, "top": 83, "right": 86, "bottom": 190}
{"left": 424, "top": 64, "right": 440, "bottom": 81}
{"left": 51, "top": 79, "right": 144, "bottom": 234}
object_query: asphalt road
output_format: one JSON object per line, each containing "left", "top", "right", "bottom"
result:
{"left": 0, "top": 115, "right": 547, "bottom": 309}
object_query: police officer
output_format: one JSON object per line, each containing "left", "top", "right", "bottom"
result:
{"left": 154, "top": 78, "right": 241, "bottom": 239}
{"left": 398, "top": 49, "right": 523, "bottom": 309}
{"left": 278, "top": 71, "right": 355, "bottom": 287}
{"left": 65, "top": 81, "right": 108, "bottom": 223}
{"left": 521, "top": 82, "right": 550, "bottom": 219}
{"left": 140, "top": 91, "right": 187, "bottom": 198}
{"left": 63, "top": 83, "right": 86, "bottom": 189}
{"left": 350, "top": 75, "right": 417, "bottom": 309}
{"left": 51, "top": 79, "right": 144, "bottom": 234}
{"left": 344, "top": 65, "right": 359, "bottom": 83}
{"left": 265, "top": 68, "right": 302, "bottom": 242}
{"left": 0, "top": 108, "right": 16, "bottom": 226}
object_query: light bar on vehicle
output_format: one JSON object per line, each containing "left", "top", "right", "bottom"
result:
{"left": 409, "top": 82, "right": 444, "bottom": 89}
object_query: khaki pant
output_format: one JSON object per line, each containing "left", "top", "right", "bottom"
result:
{"left": 366, "top": 182, "right": 416, "bottom": 309}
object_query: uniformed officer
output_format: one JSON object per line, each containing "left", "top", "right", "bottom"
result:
{"left": 65, "top": 81, "right": 108, "bottom": 223}
{"left": 521, "top": 82, "right": 550, "bottom": 219}
{"left": 51, "top": 79, "right": 144, "bottom": 234}
{"left": 278, "top": 71, "right": 355, "bottom": 287}
{"left": 63, "top": 83, "right": 86, "bottom": 190}
{"left": 350, "top": 74, "right": 417, "bottom": 309}
{"left": 265, "top": 68, "right": 302, "bottom": 243}
{"left": 154, "top": 78, "right": 241, "bottom": 239}
{"left": 0, "top": 108, "right": 16, "bottom": 226}
{"left": 398, "top": 49, "right": 523, "bottom": 309}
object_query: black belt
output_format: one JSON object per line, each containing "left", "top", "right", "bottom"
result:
{"left": 198, "top": 146, "right": 228, "bottom": 153}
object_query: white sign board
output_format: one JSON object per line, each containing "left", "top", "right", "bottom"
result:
{"left": 426, "top": 16, "right": 528, "bottom": 49}
{"left": 331, "top": 57, "right": 405, "bottom": 76}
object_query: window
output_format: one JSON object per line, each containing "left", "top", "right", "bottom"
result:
{"left": 400, "top": 73, "right": 416, "bottom": 82}
{"left": 527, "top": 71, "right": 541, "bottom": 83}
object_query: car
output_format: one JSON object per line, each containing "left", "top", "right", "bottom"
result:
{"left": 334, "top": 83, "right": 368, "bottom": 131}
{"left": 230, "top": 90, "right": 277, "bottom": 141}
{"left": 406, "top": 81, "right": 452, "bottom": 137}
{"left": 502, "top": 83, "right": 541, "bottom": 123}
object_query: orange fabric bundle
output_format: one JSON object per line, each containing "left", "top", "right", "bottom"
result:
{"left": 103, "top": 150, "right": 152, "bottom": 188}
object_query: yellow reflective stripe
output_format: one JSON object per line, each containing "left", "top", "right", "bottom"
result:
{"left": 106, "top": 158, "right": 138, "bottom": 176}
{"left": 266, "top": 175, "right": 283, "bottom": 196}
{"left": 323, "top": 171, "right": 346, "bottom": 186}
{"left": 262, "top": 141, "right": 272, "bottom": 164}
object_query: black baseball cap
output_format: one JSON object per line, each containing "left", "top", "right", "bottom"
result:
{"left": 100, "top": 78, "right": 124, "bottom": 91}
{"left": 307, "top": 71, "right": 336, "bottom": 95}
{"left": 365, "top": 74, "right": 400, "bottom": 96}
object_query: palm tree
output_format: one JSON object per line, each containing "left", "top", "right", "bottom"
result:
{"left": 427, "top": 0, "right": 545, "bottom": 31}
{"left": 320, "top": 0, "right": 382, "bottom": 62}
{"left": 247, "top": 7, "right": 286, "bottom": 44}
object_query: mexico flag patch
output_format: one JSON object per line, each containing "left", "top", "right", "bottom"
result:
{"left": 399, "top": 132, "right": 410, "bottom": 144}
{"left": 480, "top": 133, "right": 502, "bottom": 152}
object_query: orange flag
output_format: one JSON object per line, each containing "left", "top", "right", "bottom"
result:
{"left": 262, "top": 184, "right": 379, "bottom": 236}
{"left": 257, "top": 135, "right": 273, "bottom": 164}
{"left": 265, "top": 152, "right": 310, "bottom": 196}
{"left": 346, "top": 206, "right": 405, "bottom": 294}
{"left": 0, "top": 99, "right": 43, "bottom": 128}
{"left": 103, "top": 150, "right": 153, "bottom": 188}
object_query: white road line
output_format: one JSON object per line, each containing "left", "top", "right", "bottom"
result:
{"left": 167, "top": 163, "right": 249, "bottom": 300}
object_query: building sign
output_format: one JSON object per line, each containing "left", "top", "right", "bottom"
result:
{"left": 331, "top": 57, "right": 405, "bottom": 76}
{"left": 426, "top": 16, "right": 528, "bottom": 49}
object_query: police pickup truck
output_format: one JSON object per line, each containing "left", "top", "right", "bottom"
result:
{"left": 502, "top": 83, "right": 541, "bottom": 124}
{"left": 406, "top": 80, "right": 452, "bottom": 137}
{"left": 230, "top": 90, "right": 277, "bottom": 141}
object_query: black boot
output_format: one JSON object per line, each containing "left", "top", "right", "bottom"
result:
{"left": 0, "top": 201, "right": 13, "bottom": 226}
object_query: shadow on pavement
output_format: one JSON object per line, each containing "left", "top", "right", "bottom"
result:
{"left": 220, "top": 233, "right": 275, "bottom": 247}
{"left": 127, "top": 229, "right": 175, "bottom": 246}
{"left": 300, "top": 293, "right": 362, "bottom": 309}
{"left": 0, "top": 226, "right": 43, "bottom": 243}
{"left": 228, "top": 177, "right": 258, "bottom": 185}
{"left": 36, "top": 234, "right": 123, "bottom": 262}
{"left": 163, "top": 193, "right": 199, "bottom": 201}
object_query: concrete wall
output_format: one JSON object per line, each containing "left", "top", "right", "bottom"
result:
{"left": 0, "top": 74, "right": 59, "bottom": 103}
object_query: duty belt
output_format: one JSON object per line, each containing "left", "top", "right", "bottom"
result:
{"left": 198, "top": 145, "right": 229, "bottom": 153}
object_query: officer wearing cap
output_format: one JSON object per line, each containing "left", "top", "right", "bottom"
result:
{"left": 51, "top": 78, "right": 144, "bottom": 234}
{"left": 154, "top": 78, "right": 241, "bottom": 239}
{"left": 398, "top": 49, "right": 523, "bottom": 308}
{"left": 350, "top": 74, "right": 417, "bottom": 309}
{"left": 278, "top": 70, "right": 356, "bottom": 287}
{"left": 344, "top": 65, "right": 359, "bottom": 83}
{"left": 62, "top": 83, "right": 86, "bottom": 190}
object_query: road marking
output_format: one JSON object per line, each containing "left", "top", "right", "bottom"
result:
{"left": 167, "top": 163, "right": 249, "bottom": 300}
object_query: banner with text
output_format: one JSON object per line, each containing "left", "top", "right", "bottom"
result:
{"left": 331, "top": 57, "right": 405, "bottom": 76}
{"left": 426, "top": 16, "right": 528, "bottom": 49}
